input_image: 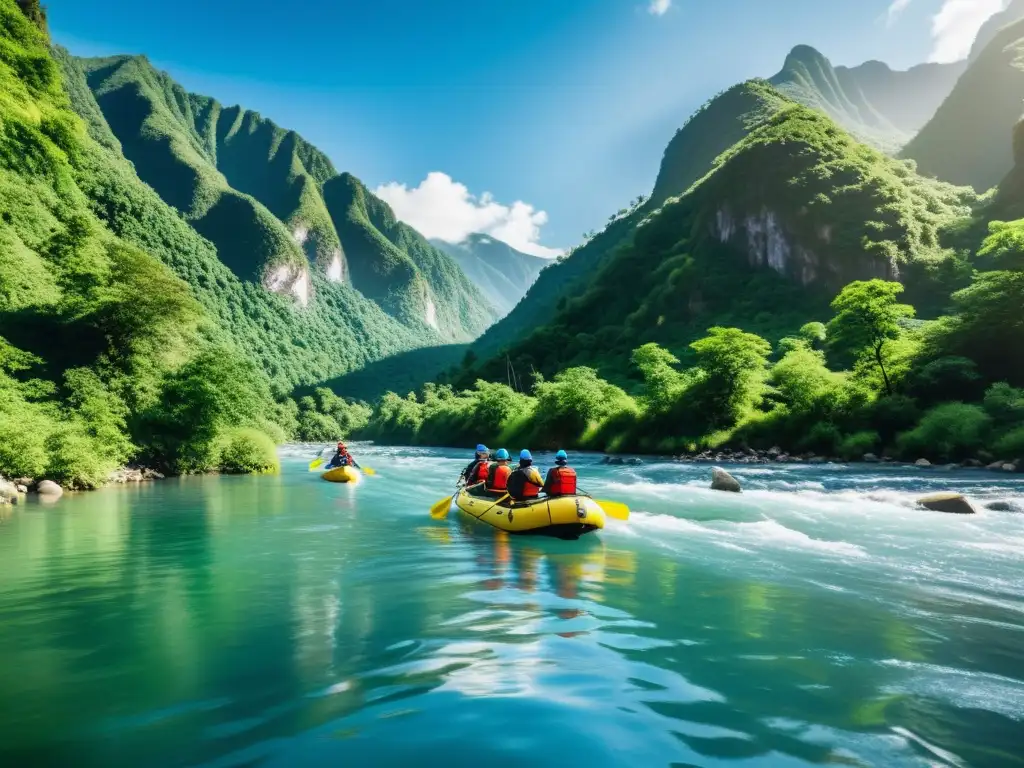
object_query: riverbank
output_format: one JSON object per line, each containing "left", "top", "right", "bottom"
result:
{"left": 1, "top": 466, "right": 168, "bottom": 504}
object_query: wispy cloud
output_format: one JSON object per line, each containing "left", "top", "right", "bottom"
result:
{"left": 375, "top": 172, "right": 562, "bottom": 258}
{"left": 886, "top": 0, "right": 914, "bottom": 26}
{"left": 648, "top": 0, "right": 671, "bottom": 17}
{"left": 929, "top": 0, "right": 1008, "bottom": 63}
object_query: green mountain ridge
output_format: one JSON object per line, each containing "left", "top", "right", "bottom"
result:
{"left": 75, "top": 54, "right": 496, "bottom": 340}
{"left": 430, "top": 233, "right": 549, "bottom": 317}
{"left": 769, "top": 45, "right": 965, "bottom": 153}
{"left": 903, "top": 17, "right": 1024, "bottom": 195}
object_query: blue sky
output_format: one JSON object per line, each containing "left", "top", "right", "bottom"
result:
{"left": 47, "top": 0, "right": 1005, "bottom": 255}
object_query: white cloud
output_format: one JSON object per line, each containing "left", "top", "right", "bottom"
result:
{"left": 648, "top": 0, "right": 671, "bottom": 17}
{"left": 929, "top": 0, "right": 1008, "bottom": 63}
{"left": 374, "top": 172, "right": 562, "bottom": 258}
{"left": 886, "top": 0, "right": 914, "bottom": 26}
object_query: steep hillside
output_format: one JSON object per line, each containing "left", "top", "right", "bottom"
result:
{"left": 430, "top": 233, "right": 548, "bottom": 317}
{"left": 970, "top": 0, "right": 1024, "bottom": 62}
{"left": 903, "top": 17, "right": 1024, "bottom": 193}
{"left": 0, "top": 0, "right": 290, "bottom": 484}
{"left": 769, "top": 46, "right": 964, "bottom": 153}
{"left": 462, "top": 102, "right": 976, "bottom": 383}
{"left": 322, "top": 174, "right": 497, "bottom": 339}
{"left": 76, "top": 54, "right": 495, "bottom": 340}
{"left": 54, "top": 49, "right": 436, "bottom": 391}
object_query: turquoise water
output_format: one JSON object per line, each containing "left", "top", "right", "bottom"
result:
{"left": 1, "top": 446, "right": 1023, "bottom": 767}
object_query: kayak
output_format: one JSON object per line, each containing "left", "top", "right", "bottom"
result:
{"left": 454, "top": 485, "right": 605, "bottom": 539}
{"left": 322, "top": 465, "right": 361, "bottom": 484}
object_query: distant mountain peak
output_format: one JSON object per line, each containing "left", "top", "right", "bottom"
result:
{"left": 971, "top": 0, "right": 1024, "bottom": 62}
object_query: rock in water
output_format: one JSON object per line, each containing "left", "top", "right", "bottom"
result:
{"left": 711, "top": 467, "right": 742, "bottom": 493}
{"left": 862, "top": 453, "right": 880, "bottom": 463}
{"left": 917, "top": 492, "right": 976, "bottom": 515}
{"left": 36, "top": 480, "right": 63, "bottom": 498}
{"left": 915, "top": 458, "right": 932, "bottom": 467}
{"left": 985, "top": 501, "right": 1018, "bottom": 512}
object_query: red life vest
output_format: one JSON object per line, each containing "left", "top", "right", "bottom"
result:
{"left": 474, "top": 460, "right": 491, "bottom": 483}
{"left": 487, "top": 463, "right": 512, "bottom": 491}
{"left": 508, "top": 467, "right": 541, "bottom": 499}
{"left": 546, "top": 465, "right": 577, "bottom": 495}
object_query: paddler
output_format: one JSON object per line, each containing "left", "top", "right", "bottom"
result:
{"left": 543, "top": 449, "right": 577, "bottom": 497}
{"left": 327, "top": 441, "right": 361, "bottom": 470}
{"left": 460, "top": 444, "right": 491, "bottom": 486}
{"left": 507, "top": 449, "right": 544, "bottom": 501}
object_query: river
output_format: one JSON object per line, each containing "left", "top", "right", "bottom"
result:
{"left": 1, "top": 446, "right": 1022, "bottom": 767}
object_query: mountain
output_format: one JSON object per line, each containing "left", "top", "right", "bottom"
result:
{"left": 76, "top": 54, "right": 495, "bottom": 340}
{"left": 322, "top": 174, "right": 498, "bottom": 334}
{"left": 460, "top": 93, "right": 976, "bottom": 384}
{"left": 429, "top": 234, "right": 549, "bottom": 317}
{"left": 970, "top": 0, "right": 1024, "bottom": 62}
{"left": 53, "top": 50, "right": 438, "bottom": 389}
{"left": 769, "top": 45, "right": 965, "bottom": 153}
{"left": 903, "top": 17, "right": 1024, "bottom": 193}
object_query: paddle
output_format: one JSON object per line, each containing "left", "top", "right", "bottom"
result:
{"left": 309, "top": 457, "right": 324, "bottom": 471}
{"left": 578, "top": 489, "right": 630, "bottom": 521}
{"left": 360, "top": 466, "right": 376, "bottom": 476}
{"left": 430, "top": 493, "right": 455, "bottom": 520}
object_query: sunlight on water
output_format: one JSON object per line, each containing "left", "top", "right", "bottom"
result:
{"left": 0, "top": 445, "right": 1021, "bottom": 767}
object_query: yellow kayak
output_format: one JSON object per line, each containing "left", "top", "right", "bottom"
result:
{"left": 454, "top": 485, "right": 605, "bottom": 539}
{"left": 322, "top": 465, "right": 361, "bottom": 484}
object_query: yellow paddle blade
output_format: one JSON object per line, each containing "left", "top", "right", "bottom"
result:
{"left": 308, "top": 458, "right": 324, "bottom": 471}
{"left": 595, "top": 499, "right": 630, "bottom": 521}
{"left": 430, "top": 495, "right": 453, "bottom": 520}
{"left": 361, "top": 466, "right": 376, "bottom": 476}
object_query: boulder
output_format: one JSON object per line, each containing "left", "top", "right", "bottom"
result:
{"left": 16, "top": 484, "right": 28, "bottom": 494}
{"left": 987, "top": 461, "right": 1006, "bottom": 471}
{"left": 142, "top": 468, "right": 165, "bottom": 480}
{"left": 1002, "top": 463, "right": 1018, "bottom": 472}
{"left": 917, "top": 492, "right": 976, "bottom": 515}
{"left": 36, "top": 480, "right": 63, "bottom": 498}
{"left": 626, "top": 457, "right": 644, "bottom": 466}
{"left": 711, "top": 467, "right": 742, "bottom": 493}
{"left": 985, "top": 501, "right": 1018, "bottom": 512}
{"left": 962, "top": 459, "right": 983, "bottom": 468}
{"left": 862, "top": 453, "right": 880, "bottom": 463}
{"left": 767, "top": 446, "right": 781, "bottom": 457}
{"left": 0, "top": 478, "right": 16, "bottom": 504}
{"left": 914, "top": 458, "right": 932, "bottom": 467}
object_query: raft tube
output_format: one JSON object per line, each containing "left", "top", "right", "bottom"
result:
{"left": 454, "top": 485, "right": 605, "bottom": 540}
{"left": 322, "top": 466, "right": 361, "bottom": 484}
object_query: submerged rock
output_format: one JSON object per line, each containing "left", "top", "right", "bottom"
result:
{"left": 36, "top": 480, "right": 63, "bottom": 498}
{"left": 917, "top": 492, "right": 976, "bottom": 515}
{"left": 711, "top": 467, "right": 742, "bottom": 493}
{"left": 985, "top": 501, "right": 1019, "bottom": 512}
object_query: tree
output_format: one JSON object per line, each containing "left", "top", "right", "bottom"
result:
{"left": 827, "top": 280, "right": 914, "bottom": 396}
{"left": 631, "top": 343, "right": 687, "bottom": 413}
{"left": 689, "top": 327, "right": 772, "bottom": 428}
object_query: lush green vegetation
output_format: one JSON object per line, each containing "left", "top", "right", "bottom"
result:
{"left": 75, "top": 54, "right": 495, "bottom": 340}
{"left": 361, "top": 262, "right": 1024, "bottom": 464}
{"left": 0, "top": 2, "right": 381, "bottom": 487}
{"left": 903, "top": 17, "right": 1024, "bottom": 193}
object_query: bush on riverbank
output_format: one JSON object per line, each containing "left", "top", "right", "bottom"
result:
{"left": 217, "top": 428, "right": 279, "bottom": 474}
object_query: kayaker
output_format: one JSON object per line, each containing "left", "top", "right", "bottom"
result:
{"left": 543, "top": 449, "right": 577, "bottom": 497}
{"left": 460, "top": 444, "right": 490, "bottom": 485}
{"left": 486, "top": 448, "right": 512, "bottom": 494}
{"left": 328, "top": 441, "right": 360, "bottom": 470}
{"left": 507, "top": 449, "right": 544, "bottom": 501}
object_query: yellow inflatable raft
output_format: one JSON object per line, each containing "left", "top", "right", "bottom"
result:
{"left": 454, "top": 485, "right": 605, "bottom": 539}
{"left": 322, "top": 465, "right": 361, "bottom": 484}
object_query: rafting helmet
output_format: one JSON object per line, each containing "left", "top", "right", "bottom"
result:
{"left": 555, "top": 449, "right": 568, "bottom": 461}
{"left": 520, "top": 449, "right": 533, "bottom": 461}
{"left": 476, "top": 443, "right": 488, "bottom": 453}
{"left": 495, "top": 448, "right": 510, "bottom": 460}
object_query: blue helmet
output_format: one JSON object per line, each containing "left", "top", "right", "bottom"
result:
{"left": 555, "top": 449, "right": 568, "bottom": 461}
{"left": 520, "top": 449, "right": 533, "bottom": 461}
{"left": 495, "top": 448, "right": 510, "bottom": 460}
{"left": 476, "top": 444, "right": 488, "bottom": 453}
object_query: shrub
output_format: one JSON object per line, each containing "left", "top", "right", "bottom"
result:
{"left": 798, "top": 422, "right": 842, "bottom": 455}
{"left": 983, "top": 383, "right": 1024, "bottom": 428}
{"left": 838, "top": 431, "right": 880, "bottom": 460}
{"left": 994, "top": 427, "right": 1024, "bottom": 460}
{"left": 217, "top": 428, "right": 279, "bottom": 474}
{"left": 905, "top": 356, "right": 983, "bottom": 405}
{"left": 896, "top": 403, "right": 992, "bottom": 462}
